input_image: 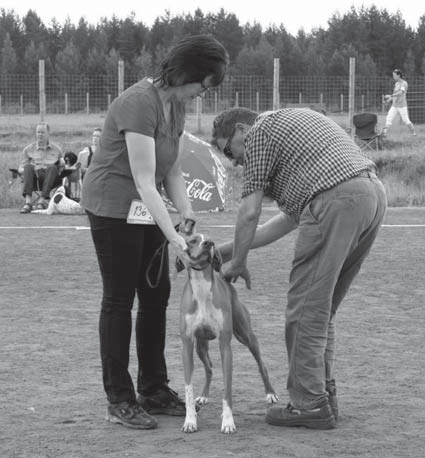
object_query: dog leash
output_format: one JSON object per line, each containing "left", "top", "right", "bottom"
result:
{"left": 146, "top": 219, "right": 195, "bottom": 288}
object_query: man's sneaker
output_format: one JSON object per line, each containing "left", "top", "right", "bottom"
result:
{"left": 138, "top": 385, "right": 186, "bottom": 416}
{"left": 326, "top": 379, "right": 339, "bottom": 420}
{"left": 106, "top": 400, "right": 158, "bottom": 429}
{"left": 265, "top": 401, "right": 336, "bottom": 430}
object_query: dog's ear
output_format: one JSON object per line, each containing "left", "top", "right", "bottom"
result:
{"left": 175, "top": 256, "right": 186, "bottom": 273}
{"left": 211, "top": 247, "right": 223, "bottom": 273}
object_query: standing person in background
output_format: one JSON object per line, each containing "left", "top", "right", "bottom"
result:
{"left": 382, "top": 69, "right": 416, "bottom": 136}
{"left": 213, "top": 107, "right": 387, "bottom": 430}
{"left": 77, "top": 127, "right": 101, "bottom": 181}
{"left": 81, "top": 34, "right": 228, "bottom": 430}
{"left": 19, "top": 122, "right": 64, "bottom": 213}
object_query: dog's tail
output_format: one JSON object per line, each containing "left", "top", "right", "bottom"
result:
{"left": 195, "top": 326, "right": 217, "bottom": 340}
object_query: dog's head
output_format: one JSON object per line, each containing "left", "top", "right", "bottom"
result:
{"left": 64, "top": 151, "right": 78, "bottom": 166}
{"left": 176, "top": 233, "right": 222, "bottom": 274}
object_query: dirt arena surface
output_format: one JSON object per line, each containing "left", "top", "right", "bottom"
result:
{"left": 1, "top": 206, "right": 424, "bottom": 458}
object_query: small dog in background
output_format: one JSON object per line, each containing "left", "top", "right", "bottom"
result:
{"left": 177, "top": 232, "right": 278, "bottom": 434}
{"left": 61, "top": 152, "right": 80, "bottom": 198}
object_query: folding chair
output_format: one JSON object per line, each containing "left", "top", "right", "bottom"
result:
{"left": 8, "top": 168, "right": 44, "bottom": 205}
{"left": 352, "top": 113, "right": 383, "bottom": 152}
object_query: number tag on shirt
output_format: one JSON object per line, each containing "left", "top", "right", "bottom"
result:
{"left": 127, "top": 199, "right": 155, "bottom": 225}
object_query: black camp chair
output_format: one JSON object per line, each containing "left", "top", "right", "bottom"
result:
{"left": 352, "top": 113, "right": 383, "bottom": 152}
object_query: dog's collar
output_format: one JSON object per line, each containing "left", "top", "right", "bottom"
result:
{"left": 187, "top": 259, "right": 212, "bottom": 271}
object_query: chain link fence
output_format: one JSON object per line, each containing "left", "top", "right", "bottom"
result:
{"left": 1, "top": 70, "right": 424, "bottom": 123}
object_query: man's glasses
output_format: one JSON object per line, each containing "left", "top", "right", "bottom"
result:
{"left": 223, "top": 128, "right": 235, "bottom": 160}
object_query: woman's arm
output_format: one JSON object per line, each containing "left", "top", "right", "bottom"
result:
{"left": 163, "top": 136, "right": 195, "bottom": 222}
{"left": 126, "top": 131, "right": 187, "bottom": 254}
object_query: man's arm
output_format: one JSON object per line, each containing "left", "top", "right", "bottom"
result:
{"left": 18, "top": 145, "right": 33, "bottom": 173}
{"left": 219, "top": 210, "right": 297, "bottom": 263}
{"left": 222, "top": 190, "right": 264, "bottom": 287}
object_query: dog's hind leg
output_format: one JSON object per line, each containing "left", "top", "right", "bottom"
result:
{"left": 231, "top": 293, "right": 278, "bottom": 404}
{"left": 182, "top": 337, "right": 198, "bottom": 433}
{"left": 195, "top": 338, "right": 212, "bottom": 406}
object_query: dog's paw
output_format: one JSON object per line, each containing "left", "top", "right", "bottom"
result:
{"left": 221, "top": 419, "right": 236, "bottom": 434}
{"left": 182, "top": 420, "right": 198, "bottom": 433}
{"left": 266, "top": 393, "right": 279, "bottom": 404}
{"left": 195, "top": 396, "right": 209, "bottom": 406}
{"left": 221, "top": 400, "right": 236, "bottom": 434}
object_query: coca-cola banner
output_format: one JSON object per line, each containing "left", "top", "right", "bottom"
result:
{"left": 180, "top": 132, "right": 227, "bottom": 212}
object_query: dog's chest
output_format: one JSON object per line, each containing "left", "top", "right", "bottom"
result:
{"left": 185, "top": 274, "right": 224, "bottom": 339}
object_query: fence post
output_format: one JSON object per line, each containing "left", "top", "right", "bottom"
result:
{"left": 65, "top": 93, "right": 68, "bottom": 114}
{"left": 86, "top": 92, "right": 90, "bottom": 115}
{"left": 340, "top": 94, "right": 344, "bottom": 113}
{"left": 273, "top": 58, "right": 280, "bottom": 110}
{"left": 348, "top": 57, "right": 355, "bottom": 132}
{"left": 256, "top": 92, "right": 260, "bottom": 112}
{"left": 0, "top": 95, "right": 2, "bottom": 114}
{"left": 196, "top": 96, "right": 202, "bottom": 132}
{"left": 39, "top": 60, "right": 46, "bottom": 121}
{"left": 118, "top": 60, "right": 124, "bottom": 95}
{"left": 108, "top": 94, "right": 111, "bottom": 108}
{"left": 20, "top": 95, "right": 23, "bottom": 116}
{"left": 214, "top": 91, "right": 218, "bottom": 114}
{"left": 235, "top": 92, "right": 239, "bottom": 107}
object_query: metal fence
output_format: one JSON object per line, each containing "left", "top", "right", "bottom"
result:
{"left": 1, "top": 70, "right": 425, "bottom": 123}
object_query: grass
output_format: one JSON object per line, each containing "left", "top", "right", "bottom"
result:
{"left": 1, "top": 112, "right": 424, "bottom": 209}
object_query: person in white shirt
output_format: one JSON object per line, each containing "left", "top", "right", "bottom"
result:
{"left": 382, "top": 69, "right": 416, "bottom": 136}
{"left": 77, "top": 128, "right": 101, "bottom": 180}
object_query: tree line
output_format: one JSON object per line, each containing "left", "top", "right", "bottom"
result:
{"left": 1, "top": 5, "right": 425, "bottom": 79}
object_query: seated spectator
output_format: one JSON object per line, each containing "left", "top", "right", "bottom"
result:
{"left": 77, "top": 127, "right": 101, "bottom": 180}
{"left": 61, "top": 151, "right": 80, "bottom": 198}
{"left": 19, "top": 122, "right": 64, "bottom": 213}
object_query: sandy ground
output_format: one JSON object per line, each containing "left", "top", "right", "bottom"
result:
{"left": 1, "top": 207, "right": 424, "bottom": 458}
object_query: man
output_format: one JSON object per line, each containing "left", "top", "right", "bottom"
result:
{"left": 212, "top": 107, "right": 387, "bottom": 430}
{"left": 77, "top": 127, "right": 101, "bottom": 180}
{"left": 19, "top": 122, "right": 64, "bottom": 213}
{"left": 382, "top": 69, "right": 416, "bottom": 136}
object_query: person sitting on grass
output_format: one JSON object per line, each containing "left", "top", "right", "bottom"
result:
{"left": 19, "top": 122, "right": 64, "bottom": 213}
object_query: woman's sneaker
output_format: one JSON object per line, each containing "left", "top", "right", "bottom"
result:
{"left": 138, "top": 385, "right": 186, "bottom": 416}
{"left": 106, "top": 400, "right": 158, "bottom": 429}
{"left": 265, "top": 400, "right": 336, "bottom": 430}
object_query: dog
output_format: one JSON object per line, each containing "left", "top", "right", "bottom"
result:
{"left": 177, "top": 232, "right": 278, "bottom": 434}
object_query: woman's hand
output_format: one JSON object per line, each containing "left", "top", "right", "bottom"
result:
{"left": 170, "top": 234, "right": 191, "bottom": 265}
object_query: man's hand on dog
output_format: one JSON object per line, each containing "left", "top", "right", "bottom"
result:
{"left": 222, "top": 263, "right": 251, "bottom": 289}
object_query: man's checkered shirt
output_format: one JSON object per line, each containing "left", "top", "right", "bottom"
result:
{"left": 242, "top": 108, "right": 376, "bottom": 223}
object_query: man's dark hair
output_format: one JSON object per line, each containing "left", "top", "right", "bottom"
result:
{"left": 211, "top": 107, "right": 258, "bottom": 147}
{"left": 393, "top": 68, "right": 403, "bottom": 77}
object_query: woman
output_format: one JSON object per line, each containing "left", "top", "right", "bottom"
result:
{"left": 81, "top": 34, "right": 228, "bottom": 429}
{"left": 77, "top": 127, "right": 101, "bottom": 180}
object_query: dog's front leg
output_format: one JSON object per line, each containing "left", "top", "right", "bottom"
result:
{"left": 182, "top": 337, "right": 197, "bottom": 433}
{"left": 195, "top": 338, "right": 212, "bottom": 406}
{"left": 219, "top": 334, "right": 236, "bottom": 434}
